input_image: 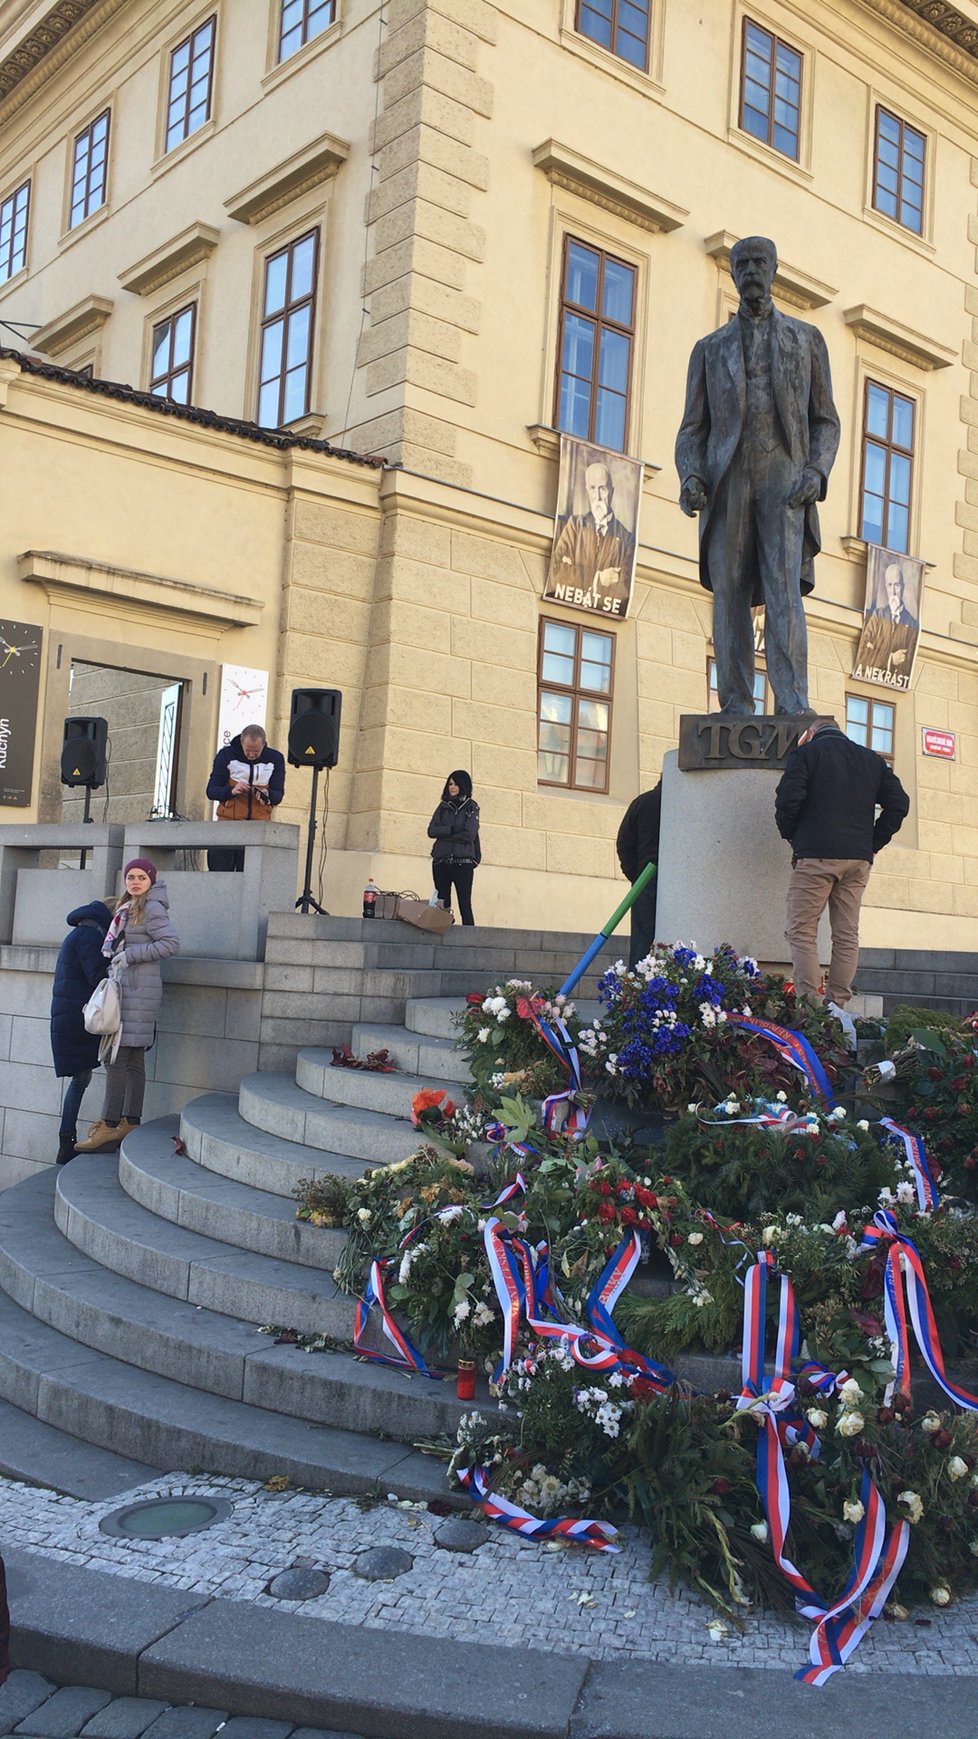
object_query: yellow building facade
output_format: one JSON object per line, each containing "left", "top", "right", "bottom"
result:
{"left": 1, "top": 0, "right": 977, "bottom": 943}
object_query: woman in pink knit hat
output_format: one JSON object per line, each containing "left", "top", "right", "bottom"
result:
{"left": 75, "top": 858, "right": 180, "bottom": 1152}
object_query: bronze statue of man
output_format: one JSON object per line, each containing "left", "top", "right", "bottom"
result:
{"left": 675, "top": 236, "right": 840, "bottom": 716}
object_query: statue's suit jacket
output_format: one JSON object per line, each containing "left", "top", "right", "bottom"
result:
{"left": 675, "top": 310, "right": 840, "bottom": 606}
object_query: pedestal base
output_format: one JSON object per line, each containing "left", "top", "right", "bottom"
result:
{"left": 655, "top": 748, "right": 830, "bottom": 966}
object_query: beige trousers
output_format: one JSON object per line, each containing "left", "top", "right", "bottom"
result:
{"left": 784, "top": 856, "right": 873, "bottom": 1006}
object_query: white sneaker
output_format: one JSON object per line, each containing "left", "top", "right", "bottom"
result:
{"left": 826, "top": 1002, "right": 858, "bottom": 1050}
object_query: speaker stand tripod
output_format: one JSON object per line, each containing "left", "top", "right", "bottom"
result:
{"left": 296, "top": 765, "right": 328, "bottom": 915}
{"left": 79, "top": 784, "right": 94, "bottom": 870}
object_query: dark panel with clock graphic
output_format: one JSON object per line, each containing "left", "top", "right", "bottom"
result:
{"left": 0, "top": 620, "right": 43, "bottom": 807}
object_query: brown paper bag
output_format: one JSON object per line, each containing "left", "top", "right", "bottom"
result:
{"left": 395, "top": 897, "right": 454, "bottom": 934}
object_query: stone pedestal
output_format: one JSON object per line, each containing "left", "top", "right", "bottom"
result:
{"left": 655, "top": 749, "right": 829, "bottom": 966}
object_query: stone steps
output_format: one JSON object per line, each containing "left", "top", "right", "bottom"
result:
{"left": 351, "top": 1020, "right": 472, "bottom": 1082}
{"left": 237, "top": 1071, "right": 425, "bottom": 1165}
{"left": 120, "top": 1119, "right": 346, "bottom": 1269}
{"left": 54, "top": 1155, "right": 357, "bottom": 1340}
{"left": 179, "top": 1091, "right": 368, "bottom": 1198}
{"left": 0, "top": 1169, "right": 474, "bottom": 1445}
{"left": 0, "top": 1282, "right": 449, "bottom": 1498}
{"left": 294, "top": 1049, "right": 449, "bottom": 1116}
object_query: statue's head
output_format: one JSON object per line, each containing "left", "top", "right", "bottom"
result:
{"left": 730, "top": 236, "right": 777, "bottom": 303}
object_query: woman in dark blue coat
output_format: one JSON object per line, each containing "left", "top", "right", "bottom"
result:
{"left": 50, "top": 899, "right": 112, "bottom": 1164}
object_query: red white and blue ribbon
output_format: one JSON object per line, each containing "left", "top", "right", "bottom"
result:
{"left": 861, "top": 1211, "right": 978, "bottom": 1412}
{"left": 456, "top": 1462, "right": 619, "bottom": 1551}
{"left": 697, "top": 1100, "right": 820, "bottom": 1136}
{"left": 519, "top": 998, "right": 590, "bottom": 1138}
{"left": 483, "top": 1218, "right": 674, "bottom": 1390}
{"left": 353, "top": 1257, "right": 443, "bottom": 1379}
{"left": 879, "top": 1118, "right": 940, "bottom": 1212}
{"left": 736, "top": 1249, "right": 904, "bottom": 1684}
{"left": 727, "top": 1016, "right": 833, "bottom": 1104}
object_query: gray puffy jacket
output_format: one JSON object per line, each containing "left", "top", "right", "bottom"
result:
{"left": 113, "top": 880, "right": 180, "bottom": 1048}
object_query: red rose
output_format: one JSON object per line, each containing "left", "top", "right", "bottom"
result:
{"left": 922, "top": 1107, "right": 940, "bottom": 1121}
{"left": 928, "top": 1067, "right": 942, "bottom": 1082}
{"left": 793, "top": 1147, "right": 806, "bottom": 1162}
{"left": 963, "top": 1055, "right": 975, "bottom": 1071}
{"left": 596, "top": 1181, "right": 613, "bottom": 1198}
{"left": 957, "top": 1103, "right": 973, "bottom": 1117}
{"left": 515, "top": 997, "right": 534, "bottom": 1021}
{"left": 713, "top": 1477, "right": 732, "bottom": 1495}
{"left": 951, "top": 1078, "right": 966, "bottom": 1092}
{"left": 597, "top": 1202, "right": 615, "bottom": 1223}
{"left": 905, "top": 1106, "right": 918, "bottom": 1121}
{"left": 877, "top": 1406, "right": 894, "bottom": 1424}
{"left": 669, "top": 1232, "right": 683, "bottom": 1246}
{"left": 621, "top": 1206, "right": 638, "bottom": 1225}
{"left": 465, "top": 993, "right": 484, "bottom": 1005}
{"left": 934, "top": 1427, "right": 953, "bottom": 1450}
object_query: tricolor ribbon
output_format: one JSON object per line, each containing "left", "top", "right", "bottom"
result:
{"left": 456, "top": 1462, "right": 619, "bottom": 1551}
{"left": 697, "top": 1100, "right": 820, "bottom": 1136}
{"left": 483, "top": 1218, "right": 674, "bottom": 1389}
{"left": 353, "top": 1257, "right": 443, "bottom": 1379}
{"left": 736, "top": 1250, "right": 904, "bottom": 1684}
{"left": 879, "top": 1118, "right": 940, "bottom": 1212}
{"left": 727, "top": 1016, "right": 833, "bottom": 1104}
{"left": 520, "top": 998, "right": 590, "bottom": 1138}
{"left": 860, "top": 1211, "right": 978, "bottom": 1412}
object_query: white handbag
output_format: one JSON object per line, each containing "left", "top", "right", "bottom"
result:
{"left": 83, "top": 973, "right": 121, "bottom": 1036}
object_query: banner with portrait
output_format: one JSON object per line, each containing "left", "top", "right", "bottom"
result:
{"left": 543, "top": 436, "right": 642, "bottom": 620}
{"left": 851, "top": 547, "right": 924, "bottom": 693}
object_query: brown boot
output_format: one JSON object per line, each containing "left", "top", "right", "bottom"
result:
{"left": 74, "top": 1120, "right": 123, "bottom": 1152}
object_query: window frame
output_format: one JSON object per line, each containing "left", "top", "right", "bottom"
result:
{"left": 255, "top": 226, "right": 320, "bottom": 428}
{"left": 149, "top": 301, "right": 197, "bottom": 404}
{"left": 707, "top": 656, "right": 770, "bottom": 715}
{"left": 537, "top": 616, "right": 616, "bottom": 794}
{"left": 0, "top": 178, "right": 30, "bottom": 283}
{"left": 574, "top": 0, "right": 651, "bottom": 73}
{"left": 553, "top": 232, "right": 637, "bottom": 453}
{"left": 164, "top": 15, "right": 217, "bottom": 154}
{"left": 871, "top": 104, "right": 925, "bottom": 237}
{"left": 68, "top": 109, "right": 111, "bottom": 230}
{"left": 845, "top": 692, "right": 895, "bottom": 765}
{"left": 858, "top": 377, "right": 916, "bottom": 556}
{"left": 277, "top": 0, "right": 337, "bottom": 64}
{"left": 738, "top": 15, "right": 802, "bottom": 161}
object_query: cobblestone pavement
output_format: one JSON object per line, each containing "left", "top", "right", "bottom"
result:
{"left": 0, "top": 1671, "right": 365, "bottom": 1737}
{"left": 1, "top": 1469, "right": 977, "bottom": 1679}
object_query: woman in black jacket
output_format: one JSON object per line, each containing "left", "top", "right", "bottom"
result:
{"left": 50, "top": 899, "right": 112, "bottom": 1164}
{"left": 427, "top": 770, "right": 480, "bottom": 926}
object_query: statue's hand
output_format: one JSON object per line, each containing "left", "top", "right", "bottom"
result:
{"left": 787, "top": 467, "right": 821, "bottom": 508}
{"left": 680, "top": 477, "right": 708, "bottom": 516}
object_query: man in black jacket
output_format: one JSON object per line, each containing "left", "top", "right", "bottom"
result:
{"left": 205, "top": 725, "right": 286, "bottom": 871}
{"left": 775, "top": 717, "right": 909, "bottom": 1009}
{"left": 616, "top": 781, "right": 661, "bottom": 968}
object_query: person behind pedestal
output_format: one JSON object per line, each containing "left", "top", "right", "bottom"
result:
{"left": 616, "top": 781, "right": 661, "bottom": 967}
{"left": 675, "top": 235, "right": 840, "bottom": 716}
{"left": 774, "top": 717, "right": 908, "bottom": 1013}
{"left": 205, "top": 724, "right": 285, "bottom": 872}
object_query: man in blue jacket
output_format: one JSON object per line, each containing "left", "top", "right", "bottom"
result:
{"left": 50, "top": 899, "right": 112, "bottom": 1163}
{"left": 205, "top": 724, "right": 286, "bottom": 871}
{"left": 775, "top": 717, "right": 909, "bottom": 1012}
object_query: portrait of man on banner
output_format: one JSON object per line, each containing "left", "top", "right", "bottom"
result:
{"left": 851, "top": 548, "right": 924, "bottom": 693}
{"left": 544, "top": 437, "right": 642, "bottom": 620}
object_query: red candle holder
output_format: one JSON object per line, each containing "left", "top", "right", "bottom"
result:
{"left": 456, "top": 1357, "right": 476, "bottom": 1400}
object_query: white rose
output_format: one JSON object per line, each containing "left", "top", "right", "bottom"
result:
{"left": 929, "top": 1585, "right": 951, "bottom": 1607}
{"left": 836, "top": 1411, "right": 864, "bottom": 1437}
{"left": 357, "top": 1208, "right": 372, "bottom": 1225}
{"left": 477, "top": 1027, "right": 491, "bottom": 1044}
{"left": 921, "top": 1411, "right": 941, "bottom": 1434}
{"left": 776, "top": 1091, "right": 787, "bottom": 1104}
{"left": 843, "top": 1498, "right": 865, "bottom": 1524}
{"left": 948, "top": 1456, "right": 969, "bottom": 1481}
{"left": 750, "top": 1521, "right": 769, "bottom": 1543}
{"left": 839, "top": 1378, "right": 863, "bottom": 1405}
{"left": 857, "top": 1119, "right": 870, "bottom": 1132}
{"left": 806, "top": 1408, "right": 828, "bottom": 1430}
{"left": 687, "top": 1232, "right": 704, "bottom": 1246}
{"left": 761, "top": 1225, "right": 778, "bottom": 1247}
{"left": 897, "top": 1489, "right": 923, "bottom": 1524}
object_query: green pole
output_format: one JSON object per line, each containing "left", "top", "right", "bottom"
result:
{"left": 557, "top": 861, "right": 656, "bottom": 998}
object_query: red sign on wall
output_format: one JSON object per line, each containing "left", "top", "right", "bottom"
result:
{"left": 921, "top": 728, "right": 956, "bottom": 759}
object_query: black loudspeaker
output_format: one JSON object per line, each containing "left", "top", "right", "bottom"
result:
{"left": 61, "top": 717, "right": 108, "bottom": 787}
{"left": 288, "top": 688, "right": 342, "bottom": 768}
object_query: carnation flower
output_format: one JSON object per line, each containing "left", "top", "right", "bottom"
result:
{"left": 843, "top": 1498, "right": 865, "bottom": 1524}
{"left": 476, "top": 1027, "right": 491, "bottom": 1044}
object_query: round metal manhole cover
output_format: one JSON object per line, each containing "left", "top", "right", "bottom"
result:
{"left": 99, "top": 1495, "right": 233, "bottom": 1540}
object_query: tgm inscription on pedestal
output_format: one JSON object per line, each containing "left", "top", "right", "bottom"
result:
{"left": 678, "top": 714, "right": 808, "bottom": 771}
